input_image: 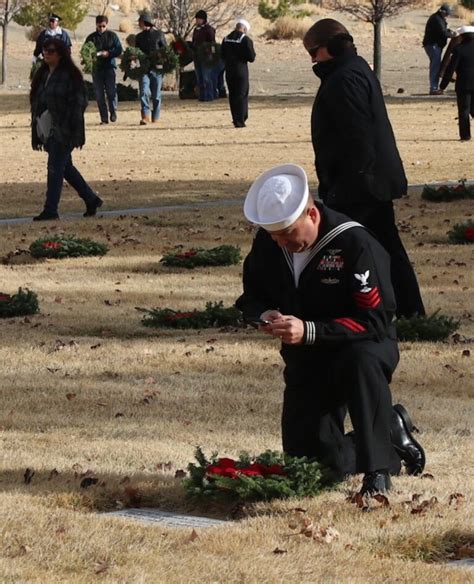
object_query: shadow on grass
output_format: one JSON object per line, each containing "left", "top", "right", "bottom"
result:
{"left": 0, "top": 468, "right": 244, "bottom": 520}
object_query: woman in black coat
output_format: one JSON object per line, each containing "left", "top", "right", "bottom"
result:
{"left": 30, "top": 38, "right": 102, "bottom": 220}
{"left": 440, "top": 26, "right": 474, "bottom": 141}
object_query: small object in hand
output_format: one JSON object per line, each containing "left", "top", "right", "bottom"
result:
{"left": 247, "top": 317, "right": 271, "bottom": 328}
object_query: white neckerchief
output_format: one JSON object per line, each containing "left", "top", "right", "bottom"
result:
{"left": 46, "top": 27, "right": 63, "bottom": 37}
{"left": 292, "top": 249, "right": 312, "bottom": 286}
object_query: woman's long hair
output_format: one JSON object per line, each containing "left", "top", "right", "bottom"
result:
{"left": 30, "top": 37, "right": 84, "bottom": 105}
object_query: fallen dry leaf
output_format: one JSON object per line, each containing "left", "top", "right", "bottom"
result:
{"left": 273, "top": 547, "right": 287, "bottom": 554}
{"left": 80, "top": 477, "right": 99, "bottom": 489}
{"left": 186, "top": 529, "right": 199, "bottom": 543}
{"left": 24, "top": 468, "right": 34, "bottom": 484}
{"left": 66, "top": 393, "right": 76, "bottom": 401}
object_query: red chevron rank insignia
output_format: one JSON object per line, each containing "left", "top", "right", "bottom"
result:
{"left": 354, "top": 287, "right": 381, "bottom": 309}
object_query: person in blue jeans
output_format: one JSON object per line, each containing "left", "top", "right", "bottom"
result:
{"left": 84, "top": 15, "right": 122, "bottom": 124}
{"left": 192, "top": 10, "right": 216, "bottom": 101}
{"left": 422, "top": 4, "right": 454, "bottom": 94}
{"left": 135, "top": 12, "right": 167, "bottom": 124}
{"left": 30, "top": 38, "right": 102, "bottom": 221}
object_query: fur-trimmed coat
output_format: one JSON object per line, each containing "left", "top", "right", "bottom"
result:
{"left": 31, "top": 65, "right": 87, "bottom": 151}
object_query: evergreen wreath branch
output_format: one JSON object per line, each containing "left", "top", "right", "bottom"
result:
{"left": 160, "top": 245, "right": 242, "bottom": 269}
{"left": 29, "top": 235, "right": 108, "bottom": 259}
{"left": 0, "top": 288, "right": 39, "bottom": 318}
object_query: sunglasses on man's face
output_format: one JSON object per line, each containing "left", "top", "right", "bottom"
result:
{"left": 43, "top": 48, "right": 57, "bottom": 54}
{"left": 307, "top": 45, "right": 321, "bottom": 58}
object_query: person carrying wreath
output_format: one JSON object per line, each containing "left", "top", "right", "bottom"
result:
{"left": 236, "top": 164, "right": 426, "bottom": 496}
{"left": 440, "top": 26, "right": 474, "bottom": 141}
{"left": 221, "top": 18, "right": 256, "bottom": 128}
{"left": 84, "top": 15, "right": 123, "bottom": 125}
{"left": 33, "top": 13, "right": 72, "bottom": 61}
{"left": 303, "top": 18, "right": 425, "bottom": 319}
{"left": 135, "top": 12, "right": 167, "bottom": 125}
{"left": 30, "top": 38, "right": 102, "bottom": 221}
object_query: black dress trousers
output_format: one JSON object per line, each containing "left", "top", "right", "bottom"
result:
{"left": 281, "top": 338, "right": 402, "bottom": 478}
{"left": 225, "top": 68, "right": 249, "bottom": 126}
{"left": 456, "top": 90, "right": 474, "bottom": 140}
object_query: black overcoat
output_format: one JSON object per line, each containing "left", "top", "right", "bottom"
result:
{"left": 311, "top": 51, "right": 407, "bottom": 208}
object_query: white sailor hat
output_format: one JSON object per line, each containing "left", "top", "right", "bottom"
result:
{"left": 236, "top": 18, "right": 250, "bottom": 32}
{"left": 244, "top": 164, "right": 309, "bottom": 232}
{"left": 457, "top": 25, "right": 474, "bottom": 35}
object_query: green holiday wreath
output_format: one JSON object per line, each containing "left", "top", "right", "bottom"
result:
{"left": 120, "top": 47, "right": 150, "bottom": 80}
{"left": 171, "top": 37, "right": 194, "bottom": 68}
{"left": 184, "top": 447, "right": 335, "bottom": 502}
{"left": 447, "top": 220, "right": 474, "bottom": 244}
{"left": 141, "top": 300, "right": 241, "bottom": 328}
{"left": 160, "top": 245, "right": 242, "bottom": 269}
{"left": 396, "top": 311, "right": 460, "bottom": 342}
{"left": 0, "top": 288, "right": 39, "bottom": 318}
{"left": 421, "top": 180, "right": 474, "bottom": 202}
{"left": 30, "top": 59, "right": 43, "bottom": 80}
{"left": 149, "top": 45, "right": 180, "bottom": 74}
{"left": 29, "top": 235, "right": 108, "bottom": 259}
{"left": 80, "top": 41, "right": 98, "bottom": 74}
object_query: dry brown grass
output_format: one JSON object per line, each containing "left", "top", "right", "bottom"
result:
{"left": 0, "top": 95, "right": 473, "bottom": 582}
{"left": 266, "top": 16, "right": 315, "bottom": 40}
{"left": 118, "top": 18, "right": 134, "bottom": 33}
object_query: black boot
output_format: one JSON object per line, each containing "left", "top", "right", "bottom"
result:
{"left": 33, "top": 210, "right": 59, "bottom": 221}
{"left": 391, "top": 404, "right": 426, "bottom": 475}
{"left": 360, "top": 470, "right": 391, "bottom": 496}
{"left": 83, "top": 196, "right": 103, "bottom": 217}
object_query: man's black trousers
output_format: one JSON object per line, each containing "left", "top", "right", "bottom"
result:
{"left": 282, "top": 338, "right": 402, "bottom": 479}
{"left": 456, "top": 89, "right": 474, "bottom": 140}
{"left": 225, "top": 68, "right": 249, "bottom": 126}
{"left": 332, "top": 201, "right": 425, "bottom": 318}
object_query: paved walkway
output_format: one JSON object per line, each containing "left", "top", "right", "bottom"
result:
{"left": 0, "top": 181, "right": 472, "bottom": 226}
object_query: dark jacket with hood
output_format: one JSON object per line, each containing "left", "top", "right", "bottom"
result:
{"left": 440, "top": 37, "right": 474, "bottom": 92}
{"left": 31, "top": 65, "right": 87, "bottom": 150}
{"left": 311, "top": 50, "right": 407, "bottom": 208}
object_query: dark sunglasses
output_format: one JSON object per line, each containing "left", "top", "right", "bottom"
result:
{"left": 307, "top": 45, "right": 321, "bottom": 58}
{"left": 43, "top": 48, "right": 57, "bottom": 54}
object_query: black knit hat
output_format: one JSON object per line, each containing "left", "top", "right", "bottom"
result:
{"left": 195, "top": 10, "right": 207, "bottom": 21}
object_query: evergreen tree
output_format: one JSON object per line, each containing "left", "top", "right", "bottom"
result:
{"left": 14, "top": 0, "right": 88, "bottom": 31}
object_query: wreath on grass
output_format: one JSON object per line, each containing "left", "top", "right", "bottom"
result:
{"left": 184, "top": 447, "right": 334, "bottom": 502}
{"left": 421, "top": 180, "right": 474, "bottom": 202}
{"left": 396, "top": 311, "right": 460, "bottom": 342}
{"left": 149, "top": 46, "right": 180, "bottom": 74}
{"left": 120, "top": 47, "right": 150, "bottom": 80}
{"left": 0, "top": 288, "right": 39, "bottom": 318}
{"left": 29, "top": 235, "right": 108, "bottom": 259}
{"left": 195, "top": 42, "right": 221, "bottom": 68}
{"left": 80, "top": 41, "right": 98, "bottom": 74}
{"left": 447, "top": 220, "right": 474, "bottom": 244}
{"left": 141, "top": 301, "right": 241, "bottom": 328}
{"left": 160, "top": 245, "right": 242, "bottom": 268}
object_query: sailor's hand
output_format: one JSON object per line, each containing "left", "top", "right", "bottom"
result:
{"left": 268, "top": 315, "right": 305, "bottom": 345}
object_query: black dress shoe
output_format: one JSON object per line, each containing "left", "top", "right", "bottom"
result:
{"left": 391, "top": 404, "right": 426, "bottom": 475}
{"left": 83, "top": 196, "right": 103, "bottom": 217}
{"left": 360, "top": 470, "right": 391, "bottom": 496}
{"left": 33, "top": 211, "right": 59, "bottom": 221}
{"left": 110, "top": 112, "right": 117, "bottom": 123}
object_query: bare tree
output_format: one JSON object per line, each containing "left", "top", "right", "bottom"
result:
{"left": 332, "top": 0, "right": 417, "bottom": 80}
{"left": 0, "top": 0, "right": 28, "bottom": 84}
{"left": 92, "top": 0, "right": 116, "bottom": 15}
{"left": 150, "top": 0, "right": 253, "bottom": 39}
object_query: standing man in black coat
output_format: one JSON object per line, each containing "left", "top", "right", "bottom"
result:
{"left": 33, "top": 13, "right": 72, "bottom": 61}
{"left": 84, "top": 15, "right": 123, "bottom": 125}
{"left": 303, "top": 19, "right": 425, "bottom": 319}
{"left": 440, "top": 26, "right": 474, "bottom": 141}
{"left": 423, "top": 4, "right": 454, "bottom": 95}
{"left": 221, "top": 19, "right": 256, "bottom": 128}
